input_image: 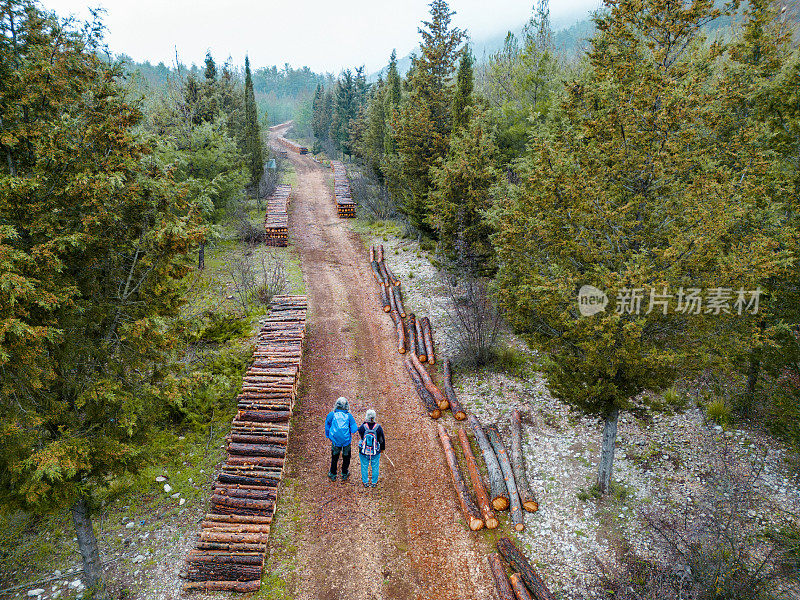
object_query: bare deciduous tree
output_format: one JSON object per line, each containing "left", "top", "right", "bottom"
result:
{"left": 593, "top": 436, "right": 800, "bottom": 600}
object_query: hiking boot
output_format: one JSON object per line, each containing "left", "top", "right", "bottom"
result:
{"left": 363, "top": 482, "right": 369, "bottom": 488}
{"left": 370, "top": 483, "right": 377, "bottom": 487}
{"left": 327, "top": 472, "right": 336, "bottom": 481}
{"left": 340, "top": 472, "right": 350, "bottom": 482}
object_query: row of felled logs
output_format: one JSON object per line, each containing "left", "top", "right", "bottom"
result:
{"left": 182, "top": 294, "right": 307, "bottom": 594}
{"left": 331, "top": 160, "right": 356, "bottom": 217}
{"left": 276, "top": 136, "right": 308, "bottom": 154}
{"left": 264, "top": 184, "right": 292, "bottom": 246}
{"left": 362, "top": 242, "right": 553, "bottom": 595}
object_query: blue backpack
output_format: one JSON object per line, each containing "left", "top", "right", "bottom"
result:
{"left": 330, "top": 411, "right": 351, "bottom": 444}
{"left": 361, "top": 424, "right": 379, "bottom": 456}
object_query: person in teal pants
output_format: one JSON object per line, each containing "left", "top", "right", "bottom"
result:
{"left": 358, "top": 409, "right": 385, "bottom": 487}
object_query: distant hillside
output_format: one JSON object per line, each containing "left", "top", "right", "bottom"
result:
{"left": 369, "top": 17, "right": 596, "bottom": 81}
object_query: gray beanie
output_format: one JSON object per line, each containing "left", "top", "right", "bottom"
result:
{"left": 335, "top": 397, "right": 349, "bottom": 410}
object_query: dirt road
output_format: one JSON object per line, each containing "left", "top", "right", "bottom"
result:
{"left": 274, "top": 130, "right": 496, "bottom": 600}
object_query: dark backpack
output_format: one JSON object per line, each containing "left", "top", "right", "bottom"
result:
{"left": 360, "top": 424, "right": 379, "bottom": 456}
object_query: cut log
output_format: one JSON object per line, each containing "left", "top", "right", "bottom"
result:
{"left": 385, "top": 264, "right": 400, "bottom": 286}
{"left": 210, "top": 494, "right": 276, "bottom": 511}
{"left": 212, "top": 487, "right": 277, "bottom": 500}
{"left": 457, "top": 427, "right": 498, "bottom": 529}
{"left": 225, "top": 455, "right": 285, "bottom": 469}
{"left": 187, "top": 552, "right": 264, "bottom": 565}
{"left": 421, "top": 317, "right": 435, "bottom": 364}
{"left": 379, "top": 283, "right": 391, "bottom": 312}
{"left": 510, "top": 409, "right": 539, "bottom": 512}
{"left": 407, "top": 313, "right": 417, "bottom": 353}
{"left": 199, "top": 523, "right": 272, "bottom": 534}
{"left": 436, "top": 423, "right": 483, "bottom": 531}
{"left": 488, "top": 552, "right": 515, "bottom": 600}
{"left": 198, "top": 531, "right": 270, "bottom": 545}
{"left": 377, "top": 244, "right": 384, "bottom": 262}
{"left": 370, "top": 260, "right": 385, "bottom": 284}
{"left": 378, "top": 260, "right": 390, "bottom": 284}
{"left": 414, "top": 317, "right": 427, "bottom": 362}
{"left": 369, "top": 245, "right": 375, "bottom": 262}
{"left": 388, "top": 281, "right": 399, "bottom": 314}
{"left": 510, "top": 573, "right": 535, "bottom": 600}
{"left": 227, "top": 443, "right": 286, "bottom": 458}
{"left": 182, "top": 580, "right": 261, "bottom": 593}
{"left": 196, "top": 542, "right": 267, "bottom": 553}
{"left": 408, "top": 351, "right": 448, "bottom": 409}
{"left": 485, "top": 424, "right": 525, "bottom": 531}
{"left": 236, "top": 410, "right": 291, "bottom": 423}
{"left": 204, "top": 513, "right": 272, "bottom": 524}
{"left": 497, "top": 537, "right": 556, "bottom": 600}
{"left": 467, "top": 415, "right": 509, "bottom": 511}
{"left": 390, "top": 284, "right": 406, "bottom": 318}
{"left": 396, "top": 316, "right": 407, "bottom": 354}
{"left": 443, "top": 359, "right": 467, "bottom": 420}
{"left": 404, "top": 358, "right": 441, "bottom": 418}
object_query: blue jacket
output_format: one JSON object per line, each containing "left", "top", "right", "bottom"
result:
{"left": 325, "top": 408, "right": 358, "bottom": 447}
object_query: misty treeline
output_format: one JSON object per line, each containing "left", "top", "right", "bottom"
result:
{"left": 314, "top": 0, "right": 800, "bottom": 594}
{"left": 125, "top": 56, "right": 330, "bottom": 132}
{"left": 0, "top": 0, "right": 272, "bottom": 595}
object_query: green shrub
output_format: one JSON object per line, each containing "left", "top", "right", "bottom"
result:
{"left": 492, "top": 346, "right": 531, "bottom": 377}
{"left": 705, "top": 396, "right": 731, "bottom": 427}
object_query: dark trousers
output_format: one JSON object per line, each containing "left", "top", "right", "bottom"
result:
{"left": 330, "top": 443, "right": 351, "bottom": 476}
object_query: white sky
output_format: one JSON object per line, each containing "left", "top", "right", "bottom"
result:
{"left": 39, "top": 0, "right": 601, "bottom": 73}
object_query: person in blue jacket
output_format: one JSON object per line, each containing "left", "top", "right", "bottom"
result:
{"left": 325, "top": 397, "right": 358, "bottom": 481}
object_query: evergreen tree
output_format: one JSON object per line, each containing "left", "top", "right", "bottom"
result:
{"left": 311, "top": 83, "right": 325, "bottom": 138}
{"left": 360, "top": 79, "right": 387, "bottom": 177}
{"left": 204, "top": 50, "right": 217, "bottom": 81}
{"left": 483, "top": 0, "right": 560, "bottom": 162}
{"left": 332, "top": 69, "right": 357, "bottom": 154}
{"left": 244, "top": 55, "right": 264, "bottom": 186}
{"left": 390, "top": 0, "right": 465, "bottom": 233}
{"left": 0, "top": 3, "right": 202, "bottom": 594}
{"left": 383, "top": 50, "right": 402, "bottom": 157}
{"left": 490, "top": 0, "right": 776, "bottom": 494}
{"left": 451, "top": 44, "right": 473, "bottom": 134}
{"left": 385, "top": 49, "right": 402, "bottom": 109}
{"left": 430, "top": 106, "right": 498, "bottom": 272}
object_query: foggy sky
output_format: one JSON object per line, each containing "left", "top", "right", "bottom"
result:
{"left": 38, "top": 0, "right": 602, "bottom": 73}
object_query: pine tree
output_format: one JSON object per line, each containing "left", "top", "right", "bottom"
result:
{"left": 0, "top": 3, "right": 202, "bottom": 593}
{"left": 244, "top": 55, "right": 263, "bottom": 186}
{"left": 451, "top": 45, "right": 473, "bottom": 134}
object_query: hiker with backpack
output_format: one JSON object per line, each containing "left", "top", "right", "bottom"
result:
{"left": 325, "top": 397, "right": 358, "bottom": 481}
{"left": 358, "top": 409, "right": 385, "bottom": 488}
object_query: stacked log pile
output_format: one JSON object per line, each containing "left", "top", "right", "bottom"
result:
{"left": 331, "top": 161, "right": 356, "bottom": 218}
{"left": 264, "top": 184, "right": 292, "bottom": 247}
{"left": 276, "top": 136, "right": 308, "bottom": 154}
{"left": 182, "top": 294, "right": 308, "bottom": 594}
